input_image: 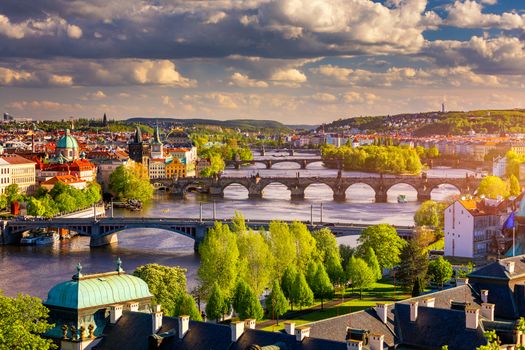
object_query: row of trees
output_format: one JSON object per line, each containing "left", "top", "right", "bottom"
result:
{"left": 321, "top": 144, "right": 422, "bottom": 174}
{"left": 197, "top": 213, "right": 346, "bottom": 321}
{"left": 26, "top": 182, "right": 102, "bottom": 217}
{"left": 197, "top": 138, "right": 253, "bottom": 177}
{"left": 476, "top": 175, "right": 521, "bottom": 199}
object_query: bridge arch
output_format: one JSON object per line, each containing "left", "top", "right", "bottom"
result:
{"left": 386, "top": 182, "right": 419, "bottom": 202}
{"left": 222, "top": 182, "right": 250, "bottom": 199}
{"left": 260, "top": 181, "right": 292, "bottom": 199}
{"left": 429, "top": 182, "right": 462, "bottom": 201}
{"left": 345, "top": 182, "right": 376, "bottom": 203}
{"left": 304, "top": 160, "right": 325, "bottom": 169}
{"left": 270, "top": 160, "right": 302, "bottom": 169}
{"left": 304, "top": 182, "right": 335, "bottom": 201}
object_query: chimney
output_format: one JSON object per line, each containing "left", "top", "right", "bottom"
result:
{"left": 481, "top": 303, "right": 495, "bottom": 322}
{"left": 295, "top": 326, "right": 310, "bottom": 342}
{"left": 245, "top": 319, "right": 256, "bottom": 330}
{"left": 369, "top": 334, "right": 384, "bottom": 350}
{"left": 422, "top": 297, "right": 435, "bottom": 308}
{"left": 127, "top": 302, "right": 139, "bottom": 312}
{"left": 178, "top": 315, "right": 189, "bottom": 339}
{"left": 347, "top": 340, "right": 363, "bottom": 350}
{"left": 374, "top": 303, "right": 389, "bottom": 324}
{"left": 410, "top": 301, "right": 418, "bottom": 322}
{"left": 152, "top": 305, "right": 163, "bottom": 333}
{"left": 110, "top": 304, "right": 123, "bottom": 324}
{"left": 284, "top": 322, "right": 295, "bottom": 335}
{"left": 456, "top": 278, "right": 469, "bottom": 286}
{"left": 505, "top": 261, "right": 515, "bottom": 274}
{"left": 465, "top": 307, "right": 479, "bottom": 329}
{"left": 231, "top": 321, "right": 244, "bottom": 342}
{"left": 481, "top": 290, "right": 489, "bottom": 304}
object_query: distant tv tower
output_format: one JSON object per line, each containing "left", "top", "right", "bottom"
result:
{"left": 441, "top": 102, "right": 445, "bottom": 113}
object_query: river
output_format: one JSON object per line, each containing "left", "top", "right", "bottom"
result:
{"left": 0, "top": 156, "right": 473, "bottom": 299}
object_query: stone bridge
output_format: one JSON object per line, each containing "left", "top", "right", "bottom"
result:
{"left": 251, "top": 148, "right": 322, "bottom": 156}
{"left": 225, "top": 157, "right": 323, "bottom": 170}
{"left": 0, "top": 217, "right": 414, "bottom": 250}
{"left": 152, "top": 174, "right": 481, "bottom": 202}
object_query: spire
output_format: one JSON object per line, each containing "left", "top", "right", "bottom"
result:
{"left": 153, "top": 123, "right": 162, "bottom": 144}
{"left": 134, "top": 126, "right": 143, "bottom": 143}
{"left": 103, "top": 113, "right": 108, "bottom": 127}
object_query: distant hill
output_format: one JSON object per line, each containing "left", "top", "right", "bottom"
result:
{"left": 126, "top": 117, "right": 291, "bottom": 132}
{"left": 319, "top": 109, "right": 525, "bottom": 136}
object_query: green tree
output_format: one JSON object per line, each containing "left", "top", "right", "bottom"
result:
{"left": 324, "top": 251, "right": 345, "bottom": 285}
{"left": 109, "top": 162, "right": 154, "bottom": 202}
{"left": 280, "top": 265, "right": 297, "bottom": 307}
{"left": 55, "top": 192, "right": 77, "bottom": 213}
{"left": 363, "top": 247, "right": 382, "bottom": 280}
{"left": 230, "top": 211, "right": 247, "bottom": 234}
{"left": 476, "top": 330, "right": 501, "bottom": 350}
{"left": 27, "top": 197, "right": 46, "bottom": 217}
{"left": 357, "top": 224, "right": 405, "bottom": 269}
{"left": 232, "top": 279, "right": 263, "bottom": 320}
{"left": 311, "top": 264, "right": 334, "bottom": 310}
{"left": 291, "top": 272, "right": 314, "bottom": 310}
{"left": 198, "top": 222, "right": 239, "bottom": 298}
{"left": 411, "top": 277, "right": 424, "bottom": 297}
{"left": 237, "top": 229, "right": 273, "bottom": 296}
{"left": 305, "top": 260, "right": 318, "bottom": 288}
{"left": 426, "top": 146, "right": 439, "bottom": 159}
{"left": 4, "top": 184, "right": 20, "bottom": 206}
{"left": 313, "top": 228, "right": 344, "bottom": 283}
{"left": 266, "top": 279, "right": 289, "bottom": 324}
{"left": 205, "top": 282, "right": 228, "bottom": 322}
{"left": 477, "top": 175, "right": 510, "bottom": 199}
{"left": 173, "top": 293, "right": 202, "bottom": 321}
{"left": 268, "top": 222, "right": 297, "bottom": 278}
{"left": 346, "top": 256, "right": 376, "bottom": 298}
{"left": 397, "top": 239, "right": 429, "bottom": 291}
{"left": 289, "top": 222, "right": 317, "bottom": 273}
{"left": 509, "top": 174, "right": 521, "bottom": 197}
{"left": 428, "top": 256, "right": 453, "bottom": 289}
{"left": 339, "top": 244, "right": 355, "bottom": 269}
{"left": 414, "top": 200, "right": 446, "bottom": 229}
{"left": 0, "top": 292, "right": 57, "bottom": 350}
{"left": 133, "top": 264, "right": 187, "bottom": 316}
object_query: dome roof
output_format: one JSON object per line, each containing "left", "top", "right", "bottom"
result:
{"left": 45, "top": 272, "right": 152, "bottom": 309}
{"left": 56, "top": 129, "right": 79, "bottom": 149}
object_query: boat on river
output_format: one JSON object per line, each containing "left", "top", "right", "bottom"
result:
{"left": 397, "top": 194, "right": 408, "bottom": 203}
{"left": 20, "top": 231, "right": 59, "bottom": 245}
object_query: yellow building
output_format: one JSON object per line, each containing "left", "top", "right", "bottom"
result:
{"left": 165, "top": 158, "right": 186, "bottom": 178}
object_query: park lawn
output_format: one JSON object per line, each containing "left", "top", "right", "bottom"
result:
{"left": 260, "top": 280, "right": 411, "bottom": 332}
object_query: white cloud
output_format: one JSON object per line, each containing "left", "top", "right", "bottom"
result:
{"left": 310, "top": 92, "right": 337, "bottom": 103}
{"left": 445, "top": 1, "right": 525, "bottom": 30}
{"left": 270, "top": 68, "right": 307, "bottom": 87}
{"left": 229, "top": 72, "right": 269, "bottom": 88}
{"left": 83, "top": 90, "right": 107, "bottom": 100}
{"left": 0, "top": 14, "right": 82, "bottom": 39}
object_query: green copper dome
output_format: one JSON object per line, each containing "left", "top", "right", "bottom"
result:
{"left": 45, "top": 272, "right": 152, "bottom": 309}
{"left": 56, "top": 129, "right": 79, "bottom": 149}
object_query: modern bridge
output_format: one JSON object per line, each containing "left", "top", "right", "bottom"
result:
{"left": 0, "top": 217, "right": 414, "bottom": 250}
{"left": 152, "top": 174, "right": 481, "bottom": 202}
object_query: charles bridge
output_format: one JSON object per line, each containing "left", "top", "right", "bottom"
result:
{"left": 152, "top": 173, "right": 481, "bottom": 202}
{"left": 0, "top": 217, "right": 414, "bottom": 250}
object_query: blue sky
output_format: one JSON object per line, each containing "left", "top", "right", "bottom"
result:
{"left": 1, "top": 0, "right": 525, "bottom": 123}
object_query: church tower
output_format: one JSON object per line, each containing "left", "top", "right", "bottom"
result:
{"left": 150, "top": 124, "right": 164, "bottom": 159}
{"left": 128, "top": 126, "right": 145, "bottom": 163}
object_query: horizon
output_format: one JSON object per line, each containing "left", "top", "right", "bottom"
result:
{"left": 1, "top": 1, "right": 525, "bottom": 122}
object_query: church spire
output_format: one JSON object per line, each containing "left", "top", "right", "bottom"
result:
{"left": 153, "top": 123, "right": 162, "bottom": 144}
{"left": 133, "top": 126, "right": 143, "bottom": 143}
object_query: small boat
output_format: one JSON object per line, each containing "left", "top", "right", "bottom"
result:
{"left": 20, "top": 231, "right": 59, "bottom": 245}
{"left": 397, "top": 194, "right": 408, "bottom": 203}
{"left": 20, "top": 236, "right": 40, "bottom": 245}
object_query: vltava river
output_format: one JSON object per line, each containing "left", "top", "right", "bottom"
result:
{"left": 0, "top": 157, "right": 473, "bottom": 298}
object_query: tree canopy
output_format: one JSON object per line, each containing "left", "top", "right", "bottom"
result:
{"left": 266, "top": 279, "right": 289, "bottom": 324}
{"left": 109, "top": 161, "right": 153, "bottom": 202}
{"left": 346, "top": 256, "right": 376, "bottom": 298}
{"left": 205, "top": 282, "right": 229, "bottom": 322}
{"left": 133, "top": 264, "right": 188, "bottom": 316}
{"left": 414, "top": 200, "right": 446, "bottom": 229}
{"left": 428, "top": 257, "right": 453, "bottom": 289}
{"left": 476, "top": 176, "right": 509, "bottom": 199}
{"left": 357, "top": 224, "right": 405, "bottom": 269}
{"left": 0, "top": 292, "right": 57, "bottom": 350}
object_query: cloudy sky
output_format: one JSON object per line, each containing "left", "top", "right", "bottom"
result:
{"left": 1, "top": 0, "right": 525, "bottom": 123}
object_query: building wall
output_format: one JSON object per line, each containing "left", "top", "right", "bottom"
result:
{"left": 444, "top": 201, "right": 475, "bottom": 258}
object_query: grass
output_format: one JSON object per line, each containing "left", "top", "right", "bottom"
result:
{"left": 259, "top": 279, "right": 412, "bottom": 331}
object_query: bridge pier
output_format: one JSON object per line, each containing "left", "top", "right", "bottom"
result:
{"left": 266, "top": 161, "right": 272, "bottom": 169}
{"left": 234, "top": 162, "right": 241, "bottom": 170}
{"left": 260, "top": 149, "right": 265, "bottom": 156}
{"left": 209, "top": 186, "right": 224, "bottom": 197}
{"left": 289, "top": 149, "right": 295, "bottom": 156}
{"left": 417, "top": 192, "right": 432, "bottom": 202}
{"left": 375, "top": 192, "right": 387, "bottom": 203}
{"left": 333, "top": 191, "right": 346, "bottom": 201}
{"left": 300, "top": 160, "right": 307, "bottom": 169}
{"left": 90, "top": 232, "right": 119, "bottom": 247}
{"left": 289, "top": 186, "right": 306, "bottom": 200}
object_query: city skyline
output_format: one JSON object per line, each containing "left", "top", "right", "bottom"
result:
{"left": 1, "top": 0, "right": 525, "bottom": 122}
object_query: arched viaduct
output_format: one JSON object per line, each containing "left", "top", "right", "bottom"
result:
{"left": 224, "top": 157, "right": 324, "bottom": 170}
{"left": 153, "top": 174, "right": 481, "bottom": 202}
